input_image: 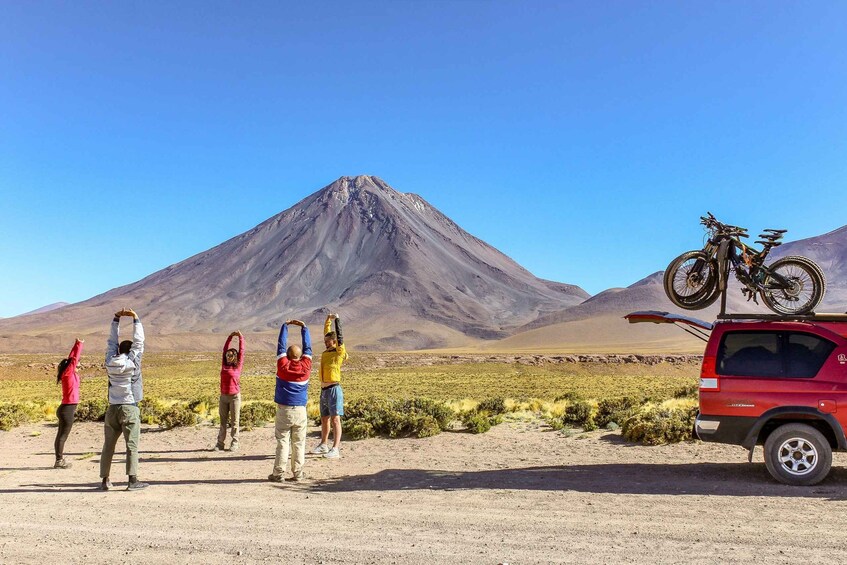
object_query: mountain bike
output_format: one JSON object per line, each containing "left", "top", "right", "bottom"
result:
{"left": 664, "top": 212, "right": 825, "bottom": 315}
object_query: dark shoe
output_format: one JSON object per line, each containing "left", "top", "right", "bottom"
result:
{"left": 268, "top": 473, "right": 283, "bottom": 483}
{"left": 54, "top": 458, "right": 72, "bottom": 469}
{"left": 212, "top": 444, "right": 225, "bottom": 452}
{"left": 127, "top": 480, "right": 149, "bottom": 491}
{"left": 100, "top": 478, "right": 113, "bottom": 491}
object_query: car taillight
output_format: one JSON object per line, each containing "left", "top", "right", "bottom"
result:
{"left": 699, "top": 355, "right": 719, "bottom": 391}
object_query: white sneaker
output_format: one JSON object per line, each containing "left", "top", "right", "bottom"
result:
{"left": 310, "top": 443, "right": 329, "bottom": 455}
{"left": 323, "top": 447, "right": 340, "bottom": 459}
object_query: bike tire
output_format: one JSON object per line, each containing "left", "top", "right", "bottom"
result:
{"left": 663, "top": 250, "right": 720, "bottom": 310}
{"left": 760, "top": 256, "right": 826, "bottom": 315}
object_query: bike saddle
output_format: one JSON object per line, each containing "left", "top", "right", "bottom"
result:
{"left": 756, "top": 240, "right": 782, "bottom": 247}
{"left": 763, "top": 228, "right": 787, "bottom": 234}
{"left": 758, "top": 232, "right": 784, "bottom": 240}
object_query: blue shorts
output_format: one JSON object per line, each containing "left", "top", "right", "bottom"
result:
{"left": 319, "top": 385, "right": 344, "bottom": 417}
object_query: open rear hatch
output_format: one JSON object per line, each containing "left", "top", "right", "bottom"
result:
{"left": 624, "top": 310, "right": 713, "bottom": 342}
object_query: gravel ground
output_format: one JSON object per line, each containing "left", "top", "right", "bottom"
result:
{"left": 2, "top": 419, "right": 847, "bottom": 564}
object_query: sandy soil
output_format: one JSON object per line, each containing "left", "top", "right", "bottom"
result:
{"left": 3, "top": 419, "right": 847, "bottom": 564}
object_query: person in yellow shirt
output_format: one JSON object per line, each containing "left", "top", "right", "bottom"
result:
{"left": 311, "top": 313, "right": 348, "bottom": 459}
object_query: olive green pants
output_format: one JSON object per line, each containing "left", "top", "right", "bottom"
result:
{"left": 100, "top": 404, "right": 141, "bottom": 478}
{"left": 217, "top": 393, "right": 241, "bottom": 448}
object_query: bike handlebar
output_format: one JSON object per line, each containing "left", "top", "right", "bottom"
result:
{"left": 700, "top": 212, "right": 747, "bottom": 237}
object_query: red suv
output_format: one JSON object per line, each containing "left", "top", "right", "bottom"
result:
{"left": 628, "top": 311, "right": 847, "bottom": 486}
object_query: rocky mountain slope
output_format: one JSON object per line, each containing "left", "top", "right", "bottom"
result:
{"left": 0, "top": 176, "right": 588, "bottom": 351}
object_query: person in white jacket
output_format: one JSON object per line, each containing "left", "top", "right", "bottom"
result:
{"left": 100, "top": 308, "right": 148, "bottom": 491}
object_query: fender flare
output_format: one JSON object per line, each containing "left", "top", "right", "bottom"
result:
{"left": 742, "top": 406, "right": 847, "bottom": 450}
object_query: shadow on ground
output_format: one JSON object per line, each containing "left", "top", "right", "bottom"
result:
{"left": 307, "top": 463, "right": 847, "bottom": 500}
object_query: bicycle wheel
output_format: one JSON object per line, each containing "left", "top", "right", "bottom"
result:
{"left": 663, "top": 251, "right": 720, "bottom": 310}
{"left": 760, "top": 256, "right": 826, "bottom": 315}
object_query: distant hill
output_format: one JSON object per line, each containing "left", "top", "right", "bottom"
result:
{"left": 499, "top": 224, "right": 847, "bottom": 353}
{"left": 19, "top": 302, "right": 70, "bottom": 317}
{"left": 0, "top": 176, "right": 588, "bottom": 352}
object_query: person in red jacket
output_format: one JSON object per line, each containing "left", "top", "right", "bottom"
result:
{"left": 216, "top": 331, "right": 244, "bottom": 451}
{"left": 54, "top": 338, "right": 84, "bottom": 469}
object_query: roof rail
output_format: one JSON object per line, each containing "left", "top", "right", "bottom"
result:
{"left": 717, "top": 312, "right": 847, "bottom": 322}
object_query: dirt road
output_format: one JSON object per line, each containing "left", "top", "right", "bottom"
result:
{"left": 2, "top": 419, "right": 847, "bottom": 564}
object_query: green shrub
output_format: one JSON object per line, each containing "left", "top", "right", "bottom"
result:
{"left": 342, "top": 396, "right": 454, "bottom": 439}
{"left": 672, "top": 383, "right": 699, "bottom": 399}
{"left": 413, "top": 414, "right": 442, "bottom": 438}
{"left": 0, "top": 402, "right": 40, "bottom": 431}
{"left": 343, "top": 417, "right": 375, "bottom": 440}
{"left": 395, "top": 398, "right": 456, "bottom": 430}
{"left": 622, "top": 405, "right": 697, "bottom": 445}
{"left": 554, "top": 391, "right": 584, "bottom": 403}
{"left": 462, "top": 411, "right": 492, "bottom": 434}
{"left": 139, "top": 397, "right": 168, "bottom": 425}
{"left": 563, "top": 400, "right": 596, "bottom": 431}
{"left": 476, "top": 397, "right": 507, "bottom": 415}
{"left": 595, "top": 396, "right": 641, "bottom": 429}
{"left": 240, "top": 401, "right": 277, "bottom": 430}
{"left": 75, "top": 398, "right": 108, "bottom": 422}
{"left": 188, "top": 394, "right": 219, "bottom": 415}
{"left": 344, "top": 397, "right": 393, "bottom": 428}
{"left": 158, "top": 404, "right": 200, "bottom": 429}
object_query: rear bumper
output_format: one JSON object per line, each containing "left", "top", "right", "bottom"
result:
{"left": 695, "top": 414, "right": 755, "bottom": 445}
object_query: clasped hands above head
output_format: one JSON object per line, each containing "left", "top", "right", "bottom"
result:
{"left": 114, "top": 308, "right": 138, "bottom": 319}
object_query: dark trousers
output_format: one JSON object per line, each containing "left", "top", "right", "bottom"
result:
{"left": 54, "top": 404, "right": 77, "bottom": 459}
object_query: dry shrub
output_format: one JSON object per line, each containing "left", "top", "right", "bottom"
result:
{"left": 0, "top": 402, "right": 41, "bottom": 431}
{"left": 562, "top": 400, "right": 596, "bottom": 431}
{"left": 240, "top": 401, "right": 277, "bottom": 430}
{"left": 187, "top": 394, "right": 219, "bottom": 417}
{"left": 672, "top": 383, "right": 699, "bottom": 399}
{"left": 75, "top": 398, "right": 108, "bottom": 422}
{"left": 158, "top": 403, "right": 200, "bottom": 429}
{"left": 476, "top": 397, "right": 507, "bottom": 415}
{"left": 622, "top": 405, "right": 698, "bottom": 445}
{"left": 343, "top": 417, "right": 375, "bottom": 440}
{"left": 595, "top": 396, "right": 642, "bottom": 429}
{"left": 342, "top": 396, "right": 454, "bottom": 439}
{"left": 139, "top": 397, "right": 168, "bottom": 425}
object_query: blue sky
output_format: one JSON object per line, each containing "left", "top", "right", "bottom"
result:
{"left": 1, "top": 2, "right": 845, "bottom": 318}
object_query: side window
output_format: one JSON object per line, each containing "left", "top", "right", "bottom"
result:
{"left": 717, "top": 330, "right": 836, "bottom": 378}
{"left": 786, "top": 333, "right": 835, "bottom": 378}
{"left": 718, "top": 332, "right": 782, "bottom": 377}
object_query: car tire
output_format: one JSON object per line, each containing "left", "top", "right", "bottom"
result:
{"left": 763, "top": 423, "right": 832, "bottom": 486}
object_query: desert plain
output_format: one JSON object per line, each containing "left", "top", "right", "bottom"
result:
{"left": 2, "top": 352, "right": 847, "bottom": 564}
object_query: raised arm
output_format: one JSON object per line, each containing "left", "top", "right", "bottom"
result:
{"left": 277, "top": 323, "right": 288, "bottom": 359}
{"left": 236, "top": 331, "right": 245, "bottom": 370}
{"left": 302, "top": 325, "right": 312, "bottom": 358}
{"left": 69, "top": 338, "right": 84, "bottom": 367}
{"left": 222, "top": 333, "right": 235, "bottom": 366}
{"left": 127, "top": 311, "right": 144, "bottom": 365}
{"left": 106, "top": 315, "right": 120, "bottom": 362}
{"left": 334, "top": 316, "right": 343, "bottom": 346}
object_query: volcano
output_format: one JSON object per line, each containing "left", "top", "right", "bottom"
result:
{"left": 0, "top": 176, "right": 588, "bottom": 351}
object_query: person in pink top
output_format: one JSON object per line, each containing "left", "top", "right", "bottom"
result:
{"left": 54, "top": 338, "right": 84, "bottom": 469}
{"left": 215, "top": 331, "right": 244, "bottom": 451}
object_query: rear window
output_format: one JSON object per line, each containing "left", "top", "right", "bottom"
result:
{"left": 717, "top": 331, "right": 836, "bottom": 378}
